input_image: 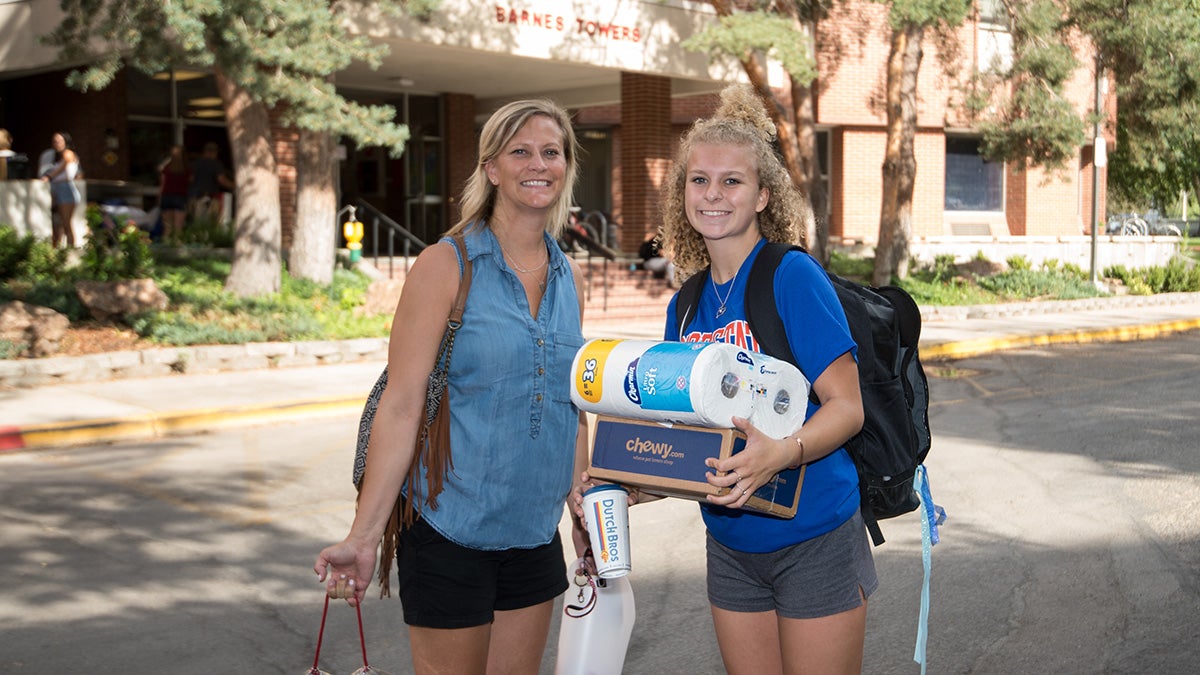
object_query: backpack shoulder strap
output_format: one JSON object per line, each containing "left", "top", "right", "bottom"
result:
{"left": 674, "top": 268, "right": 708, "bottom": 337}
{"left": 744, "top": 242, "right": 803, "bottom": 366}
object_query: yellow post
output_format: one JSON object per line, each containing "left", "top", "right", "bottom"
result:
{"left": 343, "top": 218, "right": 364, "bottom": 263}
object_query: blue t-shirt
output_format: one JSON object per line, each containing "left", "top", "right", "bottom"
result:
{"left": 413, "top": 226, "right": 585, "bottom": 550}
{"left": 665, "top": 238, "right": 861, "bottom": 553}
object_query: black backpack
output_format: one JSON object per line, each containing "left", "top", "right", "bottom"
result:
{"left": 676, "top": 243, "right": 931, "bottom": 545}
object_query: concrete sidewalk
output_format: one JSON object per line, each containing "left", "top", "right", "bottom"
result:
{"left": 3, "top": 292, "right": 1200, "bottom": 451}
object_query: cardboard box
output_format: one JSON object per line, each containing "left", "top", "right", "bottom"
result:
{"left": 587, "top": 415, "right": 805, "bottom": 518}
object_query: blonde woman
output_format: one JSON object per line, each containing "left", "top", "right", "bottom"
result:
{"left": 316, "top": 99, "right": 591, "bottom": 674}
{"left": 661, "top": 85, "right": 873, "bottom": 674}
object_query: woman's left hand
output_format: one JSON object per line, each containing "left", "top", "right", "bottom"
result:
{"left": 703, "top": 416, "right": 795, "bottom": 509}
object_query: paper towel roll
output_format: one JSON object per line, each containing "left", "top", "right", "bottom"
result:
{"left": 571, "top": 339, "right": 810, "bottom": 439}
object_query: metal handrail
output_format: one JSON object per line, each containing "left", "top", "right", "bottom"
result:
{"left": 560, "top": 225, "right": 622, "bottom": 311}
{"left": 351, "top": 199, "right": 427, "bottom": 277}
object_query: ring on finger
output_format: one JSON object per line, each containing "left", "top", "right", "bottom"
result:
{"left": 732, "top": 470, "right": 742, "bottom": 482}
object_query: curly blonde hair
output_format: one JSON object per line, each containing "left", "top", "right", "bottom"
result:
{"left": 660, "top": 85, "right": 809, "bottom": 277}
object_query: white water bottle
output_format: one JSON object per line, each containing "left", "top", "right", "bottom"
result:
{"left": 555, "top": 557, "right": 636, "bottom": 675}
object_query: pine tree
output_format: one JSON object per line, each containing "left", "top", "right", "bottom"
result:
{"left": 43, "top": 1, "right": 430, "bottom": 295}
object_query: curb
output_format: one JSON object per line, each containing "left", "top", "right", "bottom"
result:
{"left": 5, "top": 293, "right": 1200, "bottom": 452}
{"left": 921, "top": 316, "right": 1200, "bottom": 360}
{"left": 0, "top": 395, "right": 367, "bottom": 452}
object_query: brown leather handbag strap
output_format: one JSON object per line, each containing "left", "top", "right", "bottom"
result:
{"left": 447, "top": 234, "right": 471, "bottom": 327}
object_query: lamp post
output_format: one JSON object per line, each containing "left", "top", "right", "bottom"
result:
{"left": 1090, "top": 54, "right": 1107, "bottom": 285}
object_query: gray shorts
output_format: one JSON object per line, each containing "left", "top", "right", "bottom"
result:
{"left": 706, "top": 509, "right": 878, "bottom": 619}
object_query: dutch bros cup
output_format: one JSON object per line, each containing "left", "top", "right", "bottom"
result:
{"left": 582, "top": 484, "right": 632, "bottom": 578}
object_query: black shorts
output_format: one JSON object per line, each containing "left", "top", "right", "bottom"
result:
{"left": 396, "top": 517, "right": 568, "bottom": 629}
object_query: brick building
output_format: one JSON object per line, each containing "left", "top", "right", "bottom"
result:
{"left": 0, "top": 0, "right": 1110, "bottom": 255}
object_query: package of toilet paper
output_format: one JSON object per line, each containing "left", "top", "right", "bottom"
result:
{"left": 570, "top": 339, "right": 809, "bottom": 439}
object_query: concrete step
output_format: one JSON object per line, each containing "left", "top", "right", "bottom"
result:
{"left": 369, "top": 257, "right": 676, "bottom": 326}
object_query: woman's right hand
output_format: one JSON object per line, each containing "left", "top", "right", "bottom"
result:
{"left": 313, "top": 537, "right": 378, "bottom": 607}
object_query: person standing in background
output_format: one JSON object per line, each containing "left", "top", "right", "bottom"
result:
{"left": 40, "top": 132, "right": 82, "bottom": 248}
{"left": 188, "top": 141, "right": 234, "bottom": 222}
{"left": 36, "top": 144, "right": 57, "bottom": 179}
{"left": 158, "top": 145, "right": 191, "bottom": 244}
{"left": 0, "top": 129, "right": 14, "bottom": 180}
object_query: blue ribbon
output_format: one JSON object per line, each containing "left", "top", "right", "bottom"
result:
{"left": 913, "top": 464, "right": 946, "bottom": 675}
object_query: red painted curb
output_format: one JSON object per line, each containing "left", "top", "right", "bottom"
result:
{"left": 0, "top": 426, "right": 26, "bottom": 451}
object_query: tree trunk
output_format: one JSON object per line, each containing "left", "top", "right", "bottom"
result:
{"left": 216, "top": 67, "right": 282, "bottom": 297}
{"left": 291, "top": 128, "right": 337, "bottom": 285}
{"left": 873, "top": 23, "right": 924, "bottom": 288}
{"left": 792, "top": 76, "right": 828, "bottom": 264}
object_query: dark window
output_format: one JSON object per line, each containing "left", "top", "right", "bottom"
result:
{"left": 945, "top": 137, "right": 1003, "bottom": 212}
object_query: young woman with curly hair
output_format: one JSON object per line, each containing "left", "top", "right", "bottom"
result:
{"left": 660, "top": 85, "right": 875, "bottom": 674}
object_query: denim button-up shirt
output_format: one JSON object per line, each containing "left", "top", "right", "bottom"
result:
{"left": 414, "top": 225, "right": 584, "bottom": 549}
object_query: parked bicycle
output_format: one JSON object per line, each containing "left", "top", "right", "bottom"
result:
{"left": 1106, "top": 213, "right": 1182, "bottom": 237}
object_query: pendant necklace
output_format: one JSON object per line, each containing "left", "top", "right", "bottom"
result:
{"left": 498, "top": 238, "right": 549, "bottom": 291}
{"left": 711, "top": 268, "right": 740, "bottom": 318}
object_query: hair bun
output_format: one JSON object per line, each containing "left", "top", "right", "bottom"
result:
{"left": 715, "top": 85, "right": 776, "bottom": 144}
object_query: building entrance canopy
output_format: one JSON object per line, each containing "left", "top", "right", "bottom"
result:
{"left": 337, "top": 0, "right": 741, "bottom": 111}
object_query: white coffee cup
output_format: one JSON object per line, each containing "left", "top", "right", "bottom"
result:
{"left": 582, "top": 484, "right": 632, "bottom": 579}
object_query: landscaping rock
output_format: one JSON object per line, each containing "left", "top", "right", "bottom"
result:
{"left": 360, "top": 278, "right": 404, "bottom": 316}
{"left": 75, "top": 278, "right": 169, "bottom": 321}
{"left": 955, "top": 258, "right": 1007, "bottom": 277}
{"left": 0, "top": 301, "right": 70, "bottom": 357}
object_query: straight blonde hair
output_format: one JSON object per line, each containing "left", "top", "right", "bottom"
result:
{"left": 448, "top": 99, "right": 580, "bottom": 238}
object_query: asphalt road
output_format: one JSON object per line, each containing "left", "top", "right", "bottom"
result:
{"left": 2, "top": 333, "right": 1198, "bottom": 674}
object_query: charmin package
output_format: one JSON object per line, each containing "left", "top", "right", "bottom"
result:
{"left": 587, "top": 415, "right": 805, "bottom": 518}
{"left": 570, "top": 339, "right": 809, "bottom": 439}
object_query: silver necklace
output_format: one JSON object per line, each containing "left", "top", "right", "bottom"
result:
{"left": 711, "top": 269, "right": 739, "bottom": 318}
{"left": 498, "top": 239, "right": 549, "bottom": 275}
{"left": 497, "top": 238, "right": 548, "bottom": 291}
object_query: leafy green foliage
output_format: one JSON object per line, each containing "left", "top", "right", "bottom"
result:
{"left": 43, "top": 0, "right": 421, "bottom": 151}
{"left": 0, "top": 338, "right": 23, "bottom": 360}
{"left": 1070, "top": 0, "right": 1200, "bottom": 209}
{"left": 78, "top": 206, "right": 155, "bottom": 281}
{"left": 881, "top": 0, "right": 972, "bottom": 30}
{"left": 972, "top": 0, "right": 1086, "bottom": 170}
{"left": 976, "top": 268, "right": 1103, "bottom": 299}
{"left": 683, "top": 10, "right": 818, "bottom": 84}
{"left": 0, "top": 226, "right": 67, "bottom": 281}
{"left": 129, "top": 255, "right": 390, "bottom": 345}
{"left": 1006, "top": 254, "right": 1033, "bottom": 271}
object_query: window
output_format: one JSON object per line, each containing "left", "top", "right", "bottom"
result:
{"left": 977, "top": 0, "right": 1012, "bottom": 72}
{"left": 945, "top": 137, "right": 1003, "bottom": 212}
{"left": 978, "top": 0, "right": 1007, "bottom": 27}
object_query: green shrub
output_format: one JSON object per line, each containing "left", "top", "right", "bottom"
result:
{"left": 79, "top": 206, "right": 154, "bottom": 281}
{"left": 0, "top": 225, "right": 32, "bottom": 279}
{"left": 0, "top": 225, "right": 67, "bottom": 281}
{"left": 977, "top": 269, "right": 1103, "bottom": 300}
{"left": 894, "top": 275, "right": 997, "bottom": 305}
{"left": 1006, "top": 254, "right": 1033, "bottom": 272}
{"left": 1041, "top": 258, "right": 1060, "bottom": 273}
{"left": 1060, "top": 262, "right": 1087, "bottom": 280}
{"left": 828, "top": 251, "right": 873, "bottom": 282}
{"left": 184, "top": 214, "right": 235, "bottom": 247}
{"left": 0, "top": 337, "right": 25, "bottom": 360}
{"left": 932, "top": 254, "right": 957, "bottom": 282}
{"left": 21, "top": 281, "right": 89, "bottom": 321}
{"left": 1105, "top": 260, "right": 1200, "bottom": 294}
